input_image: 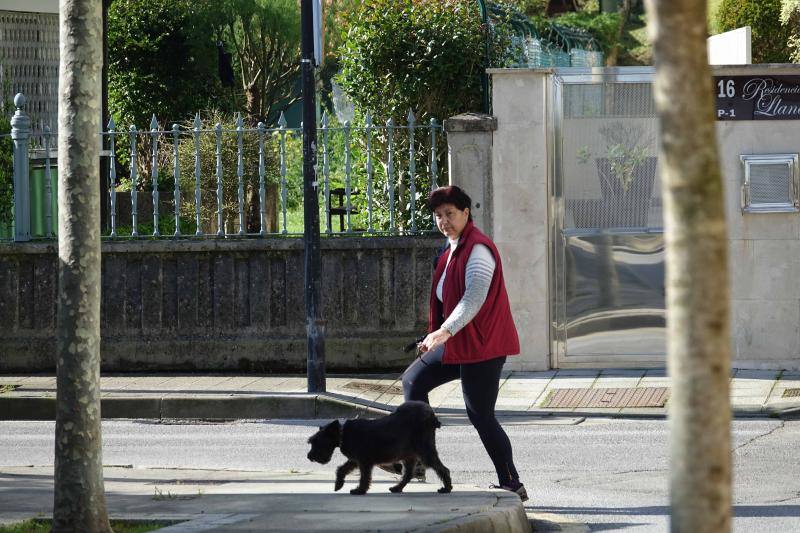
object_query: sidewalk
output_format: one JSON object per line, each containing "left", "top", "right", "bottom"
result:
{"left": 2, "top": 368, "right": 800, "bottom": 421}
{"left": 4, "top": 368, "right": 792, "bottom": 532}
{"left": 0, "top": 466, "right": 535, "bottom": 532}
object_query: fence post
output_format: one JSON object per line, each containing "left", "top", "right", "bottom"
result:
{"left": 10, "top": 93, "right": 31, "bottom": 242}
{"left": 444, "top": 112, "right": 497, "bottom": 237}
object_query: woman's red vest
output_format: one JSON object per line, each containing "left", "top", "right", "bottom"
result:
{"left": 428, "top": 221, "right": 520, "bottom": 364}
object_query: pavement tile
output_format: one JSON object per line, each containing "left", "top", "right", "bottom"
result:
{"left": 730, "top": 398, "right": 767, "bottom": 407}
{"left": 638, "top": 378, "right": 671, "bottom": 387}
{"left": 0, "top": 376, "right": 31, "bottom": 384}
{"left": 545, "top": 379, "right": 596, "bottom": 388}
{"left": 730, "top": 382, "right": 776, "bottom": 390}
{"left": 223, "top": 377, "right": 266, "bottom": 390}
{"left": 730, "top": 384, "right": 772, "bottom": 392}
{"left": 238, "top": 378, "right": 291, "bottom": 392}
{"left": 496, "top": 397, "right": 535, "bottom": 406}
{"left": 99, "top": 378, "right": 133, "bottom": 391}
{"left": 275, "top": 378, "right": 307, "bottom": 392}
{"left": 501, "top": 377, "right": 551, "bottom": 387}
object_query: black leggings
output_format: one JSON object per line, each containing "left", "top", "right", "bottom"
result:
{"left": 401, "top": 345, "right": 520, "bottom": 486}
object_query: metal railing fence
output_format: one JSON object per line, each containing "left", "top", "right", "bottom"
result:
{"left": 1, "top": 93, "right": 446, "bottom": 242}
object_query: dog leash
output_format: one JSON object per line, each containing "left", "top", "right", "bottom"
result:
{"left": 354, "top": 335, "right": 426, "bottom": 419}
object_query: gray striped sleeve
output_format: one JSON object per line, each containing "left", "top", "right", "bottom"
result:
{"left": 442, "top": 244, "right": 496, "bottom": 336}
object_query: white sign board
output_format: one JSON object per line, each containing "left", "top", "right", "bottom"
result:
{"left": 708, "top": 26, "right": 752, "bottom": 65}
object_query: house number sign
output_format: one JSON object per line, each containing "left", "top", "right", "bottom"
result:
{"left": 715, "top": 75, "right": 800, "bottom": 121}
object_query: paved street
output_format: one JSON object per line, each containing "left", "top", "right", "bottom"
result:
{"left": 2, "top": 417, "right": 799, "bottom": 531}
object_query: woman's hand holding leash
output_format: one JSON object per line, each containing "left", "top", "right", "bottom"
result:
{"left": 419, "top": 328, "right": 452, "bottom": 353}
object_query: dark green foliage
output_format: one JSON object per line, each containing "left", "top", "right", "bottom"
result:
{"left": 107, "top": 216, "right": 198, "bottom": 239}
{"left": 716, "top": 0, "right": 791, "bottom": 64}
{"left": 508, "top": 0, "right": 548, "bottom": 17}
{"left": 333, "top": 0, "right": 514, "bottom": 233}
{"left": 336, "top": 0, "right": 515, "bottom": 123}
{"left": 553, "top": 11, "right": 621, "bottom": 58}
{"left": 216, "top": 0, "right": 301, "bottom": 126}
{"left": 108, "top": 0, "right": 225, "bottom": 130}
{"left": 0, "top": 74, "right": 12, "bottom": 227}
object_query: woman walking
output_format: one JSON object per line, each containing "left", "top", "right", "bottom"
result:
{"left": 402, "top": 185, "right": 527, "bottom": 501}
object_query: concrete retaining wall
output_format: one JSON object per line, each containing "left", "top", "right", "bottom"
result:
{"left": 0, "top": 236, "right": 440, "bottom": 372}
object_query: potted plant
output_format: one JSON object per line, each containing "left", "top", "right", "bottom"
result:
{"left": 576, "top": 121, "right": 657, "bottom": 228}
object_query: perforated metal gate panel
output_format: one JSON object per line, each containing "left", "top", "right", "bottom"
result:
{"left": 0, "top": 10, "right": 59, "bottom": 131}
{"left": 562, "top": 82, "right": 661, "bottom": 230}
{"left": 553, "top": 71, "right": 666, "bottom": 367}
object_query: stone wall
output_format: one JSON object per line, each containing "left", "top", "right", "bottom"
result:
{"left": 0, "top": 236, "right": 441, "bottom": 372}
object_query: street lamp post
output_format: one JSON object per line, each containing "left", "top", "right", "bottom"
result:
{"left": 300, "top": 0, "right": 326, "bottom": 393}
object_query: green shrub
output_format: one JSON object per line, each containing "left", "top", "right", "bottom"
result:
{"left": 781, "top": 0, "right": 800, "bottom": 62}
{"left": 173, "top": 111, "right": 280, "bottom": 234}
{"left": 336, "top": 0, "right": 515, "bottom": 123}
{"left": 108, "top": 0, "right": 225, "bottom": 131}
{"left": 716, "top": 0, "right": 791, "bottom": 63}
{"left": 553, "top": 11, "right": 622, "bottom": 59}
{"left": 507, "top": 0, "right": 548, "bottom": 17}
{"left": 0, "top": 74, "right": 12, "bottom": 228}
{"left": 334, "top": 0, "right": 514, "bottom": 232}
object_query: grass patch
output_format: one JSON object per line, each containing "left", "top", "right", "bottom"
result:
{"left": 0, "top": 384, "right": 19, "bottom": 394}
{"left": 0, "top": 518, "right": 175, "bottom": 533}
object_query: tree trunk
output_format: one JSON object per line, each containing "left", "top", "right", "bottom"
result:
{"left": 52, "top": 1, "right": 112, "bottom": 532}
{"left": 607, "top": 0, "right": 632, "bottom": 66}
{"left": 644, "top": 1, "right": 731, "bottom": 532}
{"left": 246, "top": 182, "right": 278, "bottom": 233}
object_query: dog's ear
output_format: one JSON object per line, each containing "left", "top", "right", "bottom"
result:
{"left": 321, "top": 420, "right": 341, "bottom": 438}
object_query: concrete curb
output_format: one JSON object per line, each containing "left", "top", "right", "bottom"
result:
{"left": 0, "top": 393, "right": 390, "bottom": 421}
{"left": 430, "top": 491, "right": 531, "bottom": 533}
{"left": 1, "top": 392, "right": 797, "bottom": 421}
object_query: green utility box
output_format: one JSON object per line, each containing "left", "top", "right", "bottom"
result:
{"left": 29, "top": 154, "right": 59, "bottom": 238}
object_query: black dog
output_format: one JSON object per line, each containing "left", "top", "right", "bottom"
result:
{"left": 306, "top": 400, "right": 452, "bottom": 495}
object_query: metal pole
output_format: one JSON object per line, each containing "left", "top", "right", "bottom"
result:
{"left": 478, "top": 0, "right": 490, "bottom": 114}
{"left": 301, "top": 0, "right": 325, "bottom": 393}
{"left": 11, "top": 93, "right": 31, "bottom": 242}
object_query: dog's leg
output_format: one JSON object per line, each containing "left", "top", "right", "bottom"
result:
{"left": 420, "top": 451, "right": 452, "bottom": 494}
{"left": 389, "top": 459, "right": 416, "bottom": 493}
{"left": 334, "top": 460, "right": 357, "bottom": 492}
{"left": 350, "top": 462, "right": 373, "bottom": 495}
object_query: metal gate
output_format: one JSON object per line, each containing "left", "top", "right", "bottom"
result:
{"left": 550, "top": 68, "right": 666, "bottom": 368}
